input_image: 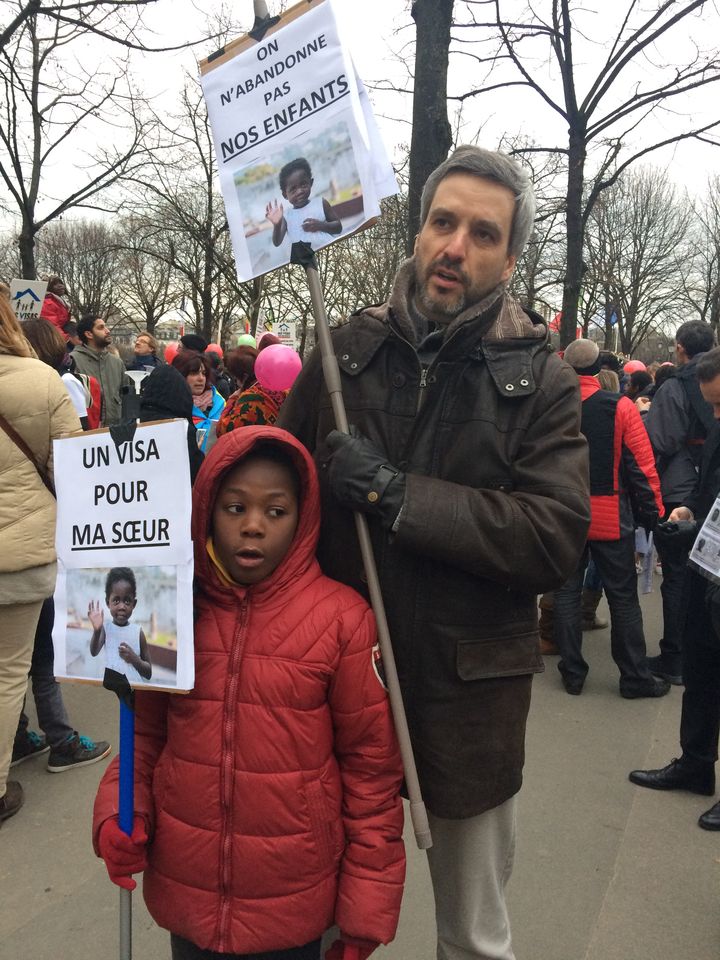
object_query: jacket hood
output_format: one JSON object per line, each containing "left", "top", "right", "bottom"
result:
{"left": 366, "top": 258, "right": 547, "bottom": 345}
{"left": 140, "top": 365, "right": 193, "bottom": 420}
{"left": 191, "top": 426, "right": 320, "bottom": 603}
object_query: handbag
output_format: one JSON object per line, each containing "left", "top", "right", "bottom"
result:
{"left": 0, "top": 411, "right": 56, "bottom": 497}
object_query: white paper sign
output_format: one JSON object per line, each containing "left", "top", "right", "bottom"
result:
{"left": 52, "top": 420, "right": 195, "bottom": 692}
{"left": 200, "top": 0, "right": 397, "bottom": 281}
{"left": 54, "top": 420, "right": 192, "bottom": 568}
{"left": 689, "top": 495, "right": 720, "bottom": 583}
{"left": 11, "top": 278, "right": 47, "bottom": 321}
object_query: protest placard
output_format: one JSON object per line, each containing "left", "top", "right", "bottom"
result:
{"left": 52, "top": 420, "right": 195, "bottom": 692}
{"left": 10, "top": 278, "right": 48, "bottom": 320}
{"left": 199, "top": 0, "right": 397, "bottom": 281}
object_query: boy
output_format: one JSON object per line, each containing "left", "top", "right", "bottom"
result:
{"left": 89, "top": 567, "right": 152, "bottom": 683}
{"left": 93, "top": 427, "right": 405, "bottom": 960}
{"left": 266, "top": 158, "right": 342, "bottom": 249}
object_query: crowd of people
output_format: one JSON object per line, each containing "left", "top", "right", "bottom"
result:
{"left": 1, "top": 143, "right": 719, "bottom": 960}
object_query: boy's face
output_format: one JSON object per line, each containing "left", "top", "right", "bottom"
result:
{"left": 212, "top": 457, "right": 299, "bottom": 585}
{"left": 282, "top": 169, "right": 313, "bottom": 208}
{"left": 106, "top": 580, "right": 137, "bottom": 625}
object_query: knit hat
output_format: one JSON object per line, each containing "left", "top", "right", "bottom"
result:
{"left": 180, "top": 333, "right": 208, "bottom": 353}
{"left": 563, "top": 339, "right": 601, "bottom": 375}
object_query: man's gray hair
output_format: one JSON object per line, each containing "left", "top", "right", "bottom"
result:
{"left": 419, "top": 145, "right": 536, "bottom": 259}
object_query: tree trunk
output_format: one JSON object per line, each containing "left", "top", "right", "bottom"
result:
{"left": 406, "top": 0, "right": 454, "bottom": 255}
{"left": 561, "top": 128, "right": 586, "bottom": 346}
{"left": 18, "top": 222, "right": 37, "bottom": 279}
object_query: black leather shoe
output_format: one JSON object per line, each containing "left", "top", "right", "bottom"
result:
{"left": 698, "top": 800, "right": 720, "bottom": 830}
{"left": 646, "top": 654, "right": 683, "bottom": 686}
{"left": 559, "top": 670, "right": 585, "bottom": 695}
{"left": 620, "top": 677, "right": 671, "bottom": 699}
{"left": 628, "top": 758, "right": 715, "bottom": 795}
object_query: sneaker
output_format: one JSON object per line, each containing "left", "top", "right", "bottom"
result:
{"left": 47, "top": 732, "right": 111, "bottom": 773}
{"left": 11, "top": 730, "right": 50, "bottom": 767}
{"left": 0, "top": 781, "right": 24, "bottom": 825}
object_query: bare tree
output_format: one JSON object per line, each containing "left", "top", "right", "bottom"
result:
{"left": 0, "top": 5, "right": 157, "bottom": 277}
{"left": 583, "top": 167, "right": 691, "bottom": 354}
{"left": 679, "top": 178, "right": 720, "bottom": 335}
{"left": 35, "top": 217, "right": 123, "bottom": 315}
{"left": 451, "top": 1, "right": 720, "bottom": 344}
{"left": 113, "top": 216, "right": 177, "bottom": 333}
{"left": 127, "top": 77, "right": 261, "bottom": 344}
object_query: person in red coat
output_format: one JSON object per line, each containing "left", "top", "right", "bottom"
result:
{"left": 93, "top": 426, "right": 405, "bottom": 960}
{"left": 39, "top": 277, "right": 72, "bottom": 338}
{"left": 553, "top": 339, "right": 669, "bottom": 698}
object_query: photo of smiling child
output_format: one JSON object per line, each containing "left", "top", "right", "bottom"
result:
{"left": 89, "top": 567, "right": 152, "bottom": 683}
{"left": 265, "top": 157, "right": 342, "bottom": 249}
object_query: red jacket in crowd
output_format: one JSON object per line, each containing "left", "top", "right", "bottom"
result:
{"left": 39, "top": 291, "right": 70, "bottom": 336}
{"left": 93, "top": 426, "right": 406, "bottom": 955}
{"left": 579, "top": 376, "right": 662, "bottom": 540}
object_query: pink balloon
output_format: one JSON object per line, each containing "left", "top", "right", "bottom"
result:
{"left": 206, "top": 342, "right": 223, "bottom": 358}
{"left": 623, "top": 359, "right": 646, "bottom": 374}
{"left": 255, "top": 344, "right": 302, "bottom": 392}
{"left": 164, "top": 341, "right": 180, "bottom": 363}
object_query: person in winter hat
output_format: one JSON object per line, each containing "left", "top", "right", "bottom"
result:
{"left": 92, "top": 426, "right": 406, "bottom": 960}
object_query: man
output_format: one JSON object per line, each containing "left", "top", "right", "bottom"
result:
{"left": 552, "top": 339, "right": 667, "bottom": 698}
{"left": 72, "top": 316, "right": 127, "bottom": 426}
{"left": 644, "top": 320, "right": 715, "bottom": 684}
{"left": 629, "top": 346, "right": 720, "bottom": 831}
{"left": 279, "top": 145, "right": 590, "bottom": 960}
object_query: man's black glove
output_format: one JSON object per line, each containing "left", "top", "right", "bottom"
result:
{"left": 323, "top": 427, "right": 406, "bottom": 530}
{"left": 654, "top": 519, "right": 698, "bottom": 553}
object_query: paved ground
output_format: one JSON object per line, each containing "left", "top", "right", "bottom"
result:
{"left": 2, "top": 584, "right": 719, "bottom": 960}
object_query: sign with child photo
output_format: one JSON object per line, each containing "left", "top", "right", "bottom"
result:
{"left": 52, "top": 420, "right": 195, "bottom": 692}
{"left": 199, "top": 0, "right": 397, "bottom": 281}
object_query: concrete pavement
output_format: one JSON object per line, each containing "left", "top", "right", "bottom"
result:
{"left": 2, "top": 585, "right": 718, "bottom": 960}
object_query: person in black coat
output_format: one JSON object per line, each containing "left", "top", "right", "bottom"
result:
{"left": 139, "top": 365, "right": 204, "bottom": 485}
{"left": 629, "top": 346, "right": 720, "bottom": 830}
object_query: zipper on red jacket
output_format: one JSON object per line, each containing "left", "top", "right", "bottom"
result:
{"left": 217, "top": 597, "right": 249, "bottom": 953}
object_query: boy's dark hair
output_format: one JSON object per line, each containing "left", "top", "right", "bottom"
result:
{"left": 628, "top": 370, "right": 652, "bottom": 392}
{"left": 105, "top": 567, "right": 137, "bottom": 599}
{"left": 279, "top": 157, "right": 312, "bottom": 195}
{"left": 599, "top": 351, "right": 621, "bottom": 374}
{"left": 77, "top": 315, "right": 97, "bottom": 345}
{"left": 676, "top": 320, "right": 714, "bottom": 358}
{"left": 240, "top": 441, "right": 302, "bottom": 504}
{"left": 654, "top": 364, "right": 676, "bottom": 390}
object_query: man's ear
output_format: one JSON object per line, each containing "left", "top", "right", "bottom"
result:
{"left": 413, "top": 234, "right": 419, "bottom": 254}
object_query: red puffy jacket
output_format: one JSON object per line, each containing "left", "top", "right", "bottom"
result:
{"left": 579, "top": 376, "right": 662, "bottom": 540}
{"left": 39, "top": 292, "right": 70, "bottom": 336}
{"left": 93, "top": 426, "right": 405, "bottom": 955}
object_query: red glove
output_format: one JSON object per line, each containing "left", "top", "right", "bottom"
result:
{"left": 324, "top": 936, "right": 380, "bottom": 960}
{"left": 98, "top": 816, "right": 148, "bottom": 891}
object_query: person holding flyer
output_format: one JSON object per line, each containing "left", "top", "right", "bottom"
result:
{"left": 266, "top": 158, "right": 342, "bottom": 249}
{"left": 630, "top": 346, "right": 720, "bottom": 831}
{"left": 92, "top": 426, "right": 405, "bottom": 960}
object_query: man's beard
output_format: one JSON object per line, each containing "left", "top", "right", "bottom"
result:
{"left": 415, "top": 256, "right": 492, "bottom": 324}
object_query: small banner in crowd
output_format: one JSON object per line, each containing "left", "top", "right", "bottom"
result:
{"left": 199, "top": 0, "right": 397, "bottom": 282}
{"left": 10, "top": 278, "right": 47, "bottom": 320}
{"left": 52, "top": 420, "right": 195, "bottom": 692}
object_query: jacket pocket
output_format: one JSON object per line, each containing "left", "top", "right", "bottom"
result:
{"left": 305, "top": 779, "right": 344, "bottom": 870}
{"left": 456, "top": 632, "right": 543, "bottom": 681}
